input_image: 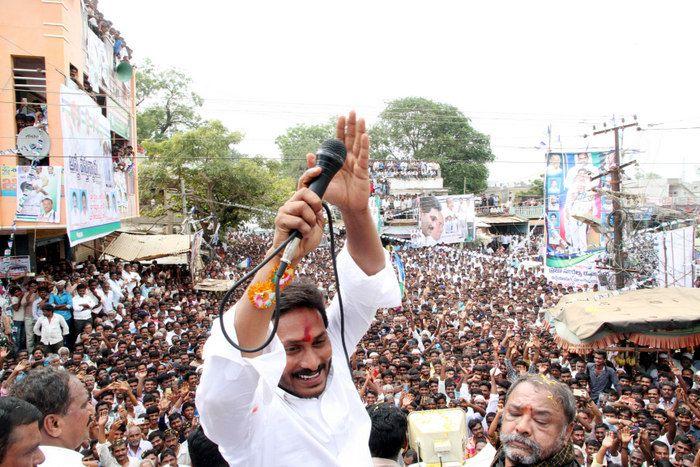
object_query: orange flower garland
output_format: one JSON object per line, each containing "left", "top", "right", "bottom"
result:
{"left": 246, "top": 262, "right": 296, "bottom": 310}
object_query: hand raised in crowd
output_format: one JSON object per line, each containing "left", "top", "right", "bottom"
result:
{"left": 302, "top": 111, "right": 371, "bottom": 214}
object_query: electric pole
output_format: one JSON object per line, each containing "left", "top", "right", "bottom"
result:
{"left": 592, "top": 119, "right": 639, "bottom": 289}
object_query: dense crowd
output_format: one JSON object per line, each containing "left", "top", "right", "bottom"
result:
{"left": 85, "top": 0, "right": 133, "bottom": 63}
{"left": 380, "top": 195, "right": 418, "bottom": 221}
{"left": 15, "top": 98, "right": 49, "bottom": 134}
{"left": 0, "top": 227, "right": 699, "bottom": 466}
{"left": 112, "top": 141, "right": 136, "bottom": 173}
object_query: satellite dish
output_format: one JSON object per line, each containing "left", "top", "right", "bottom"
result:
{"left": 17, "top": 127, "right": 50, "bottom": 161}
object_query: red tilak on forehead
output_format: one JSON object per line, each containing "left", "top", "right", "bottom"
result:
{"left": 302, "top": 325, "right": 312, "bottom": 343}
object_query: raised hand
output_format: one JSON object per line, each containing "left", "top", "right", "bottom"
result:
{"left": 602, "top": 432, "right": 615, "bottom": 449}
{"left": 619, "top": 426, "right": 632, "bottom": 444}
{"left": 304, "top": 111, "right": 370, "bottom": 214}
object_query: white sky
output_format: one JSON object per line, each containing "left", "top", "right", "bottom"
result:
{"left": 101, "top": 0, "right": 700, "bottom": 185}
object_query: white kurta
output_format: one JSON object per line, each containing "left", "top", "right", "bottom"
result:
{"left": 196, "top": 247, "right": 401, "bottom": 466}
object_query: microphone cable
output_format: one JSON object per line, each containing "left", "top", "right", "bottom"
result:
{"left": 217, "top": 201, "right": 352, "bottom": 369}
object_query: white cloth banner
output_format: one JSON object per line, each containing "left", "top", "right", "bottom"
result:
{"left": 654, "top": 225, "right": 695, "bottom": 287}
{"left": 60, "top": 85, "right": 120, "bottom": 246}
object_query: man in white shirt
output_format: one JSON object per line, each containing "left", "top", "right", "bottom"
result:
{"left": 197, "top": 112, "right": 401, "bottom": 466}
{"left": 33, "top": 304, "right": 69, "bottom": 354}
{"left": 72, "top": 283, "right": 98, "bottom": 336}
{"left": 10, "top": 366, "right": 94, "bottom": 467}
{"left": 122, "top": 264, "right": 141, "bottom": 299}
{"left": 97, "top": 282, "right": 117, "bottom": 314}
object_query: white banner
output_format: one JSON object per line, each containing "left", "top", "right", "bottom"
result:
{"left": 0, "top": 256, "right": 31, "bottom": 278}
{"left": 654, "top": 225, "right": 695, "bottom": 287}
{"left": 60, "top": 85, "right": 120, "bottom": 246}
{"left": 412, "top": 194, "right": 475, "bottom": 247}
{"left": 16, "top": 166, "right": 62, "bottom": 223}
{"left": 86, "top": 30, "right": 111, "bottom": 88}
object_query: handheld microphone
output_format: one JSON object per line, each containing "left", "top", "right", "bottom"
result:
{"left": 279, "top": 139, "right": 347, "bottom": 269}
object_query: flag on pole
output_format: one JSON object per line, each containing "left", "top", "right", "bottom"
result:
{"left": 237, "top": 257, "right": 251, "bottom": 269}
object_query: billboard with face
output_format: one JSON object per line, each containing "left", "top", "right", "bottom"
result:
{"left": 412, "top": 195, "right": 475, "bottom": 247}
{"left": 545, "top": 151, "right": 613, "bottom": 286}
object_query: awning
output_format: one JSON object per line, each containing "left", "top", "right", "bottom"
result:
{"left": 545, "top": 288, "right": 700, "bottom": 350}
{"left": 194, "top": 278, "right": 235, "bottom": 292}
{"left": 103, "top": 233, "right": 191, "bottom": 262}
{"left": 139, "top": 254, "right": 187, "bottom": 265}
{"left": 382, "top": 225, "right": 415, "bottom": 236}
{"left": 475, "top": 215, "right": 528, "bottom": 225}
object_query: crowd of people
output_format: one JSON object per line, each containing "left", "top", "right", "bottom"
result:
{"left": 85, "top": 0, "right": 133, "bottom": 63}
{"left": 0, "top": 224, "right": 699, "bottom": 466}
{"left": 380, "top": 195, "right": 419, "bottom": 221}
{"left": 15, "top": 98, "right": 49, "bottom": 135}
{"left": 112, "top": 140, "right": 136, "bottom": 173}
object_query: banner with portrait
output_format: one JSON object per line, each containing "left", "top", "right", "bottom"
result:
{"left": 544, "top": 151, "right": 613, "bottom": 287}
{"left": 60, "top": 85, "right": 121, "bottom": 246}
{"left": 15, "top": 166, "right": 62, "bottom": 223}
{"left": 1, "top": 166, "right": 17, "bottom": 196}
{"left": 411, "top": 194, "right": 475, "bottom": 247}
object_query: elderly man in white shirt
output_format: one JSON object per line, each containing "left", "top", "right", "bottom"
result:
{"left": 197, "top": 112, "right": 401, "bottom": 467}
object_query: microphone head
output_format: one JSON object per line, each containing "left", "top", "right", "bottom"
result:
{"left": 315, "top": 139, "right": 346, "bottom": 174}
{"left": 317, "top": 138, "right": 346, "bottom": 160}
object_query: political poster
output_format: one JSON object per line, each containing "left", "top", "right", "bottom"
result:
{"left": 544, "top": 152, "right": 614, "bottom": 286}
{"left": 60, "top": 85, "right": 121, "bottom": 246}
{"left": 15, "top": 166, "right": 62, "bottom": 223}
{"left": 0, "top": 256, "right": 31, "bottom": 278}
{"left": 1, "top": 166, "right": 16, "bottom": 196}
{"left": 411, "top": 194, "right": 475, "bottom": 247}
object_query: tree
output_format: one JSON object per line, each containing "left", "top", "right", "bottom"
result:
{"left": 139, "top": 120, "right": 295, "bottom": 228}
{"left": 371, "top": 97, "right": 494, "bottom": 193}
{"left": 521, "top": 175, "right": 544, "bottom": 198}
{"left": 135, "top": 59, "right": 203, "bottom": 142}
{"left": 275, "top": 121, "right": 335, "bottom": 178}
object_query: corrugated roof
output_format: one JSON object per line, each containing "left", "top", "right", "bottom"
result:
{"left": 104, "top": 233, "right": 191, "bottom": 261}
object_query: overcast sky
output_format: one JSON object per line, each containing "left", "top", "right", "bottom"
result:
{"left": 101, "top": 0, "right": 700, "bottom": 185}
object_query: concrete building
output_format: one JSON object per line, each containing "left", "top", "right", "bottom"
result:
{"left": 0, "top": 0, "right": 139, "bottom": 274}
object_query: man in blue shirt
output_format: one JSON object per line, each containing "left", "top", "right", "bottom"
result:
{"left": 48, "top": 280, "right": 73, "bottom": 329}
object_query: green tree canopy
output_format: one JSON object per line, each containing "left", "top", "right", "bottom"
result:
{"left": 135, "top": 59, "right": 203, "bottom": 142}
{"left": 275, "top": 121, "right": 335, "bottom": 178}
{"left": 521, "top": 175, "right": 544, "bottom": 198}
{"left": 371, "top": 97, "right": 494, "bottom": 194}
{"left": 139, "top": 120, "right": 294, "bottom": 227}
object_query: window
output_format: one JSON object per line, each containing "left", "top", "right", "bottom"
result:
{"left": 13, "top": 57, "right": 48, "bottom": 166}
